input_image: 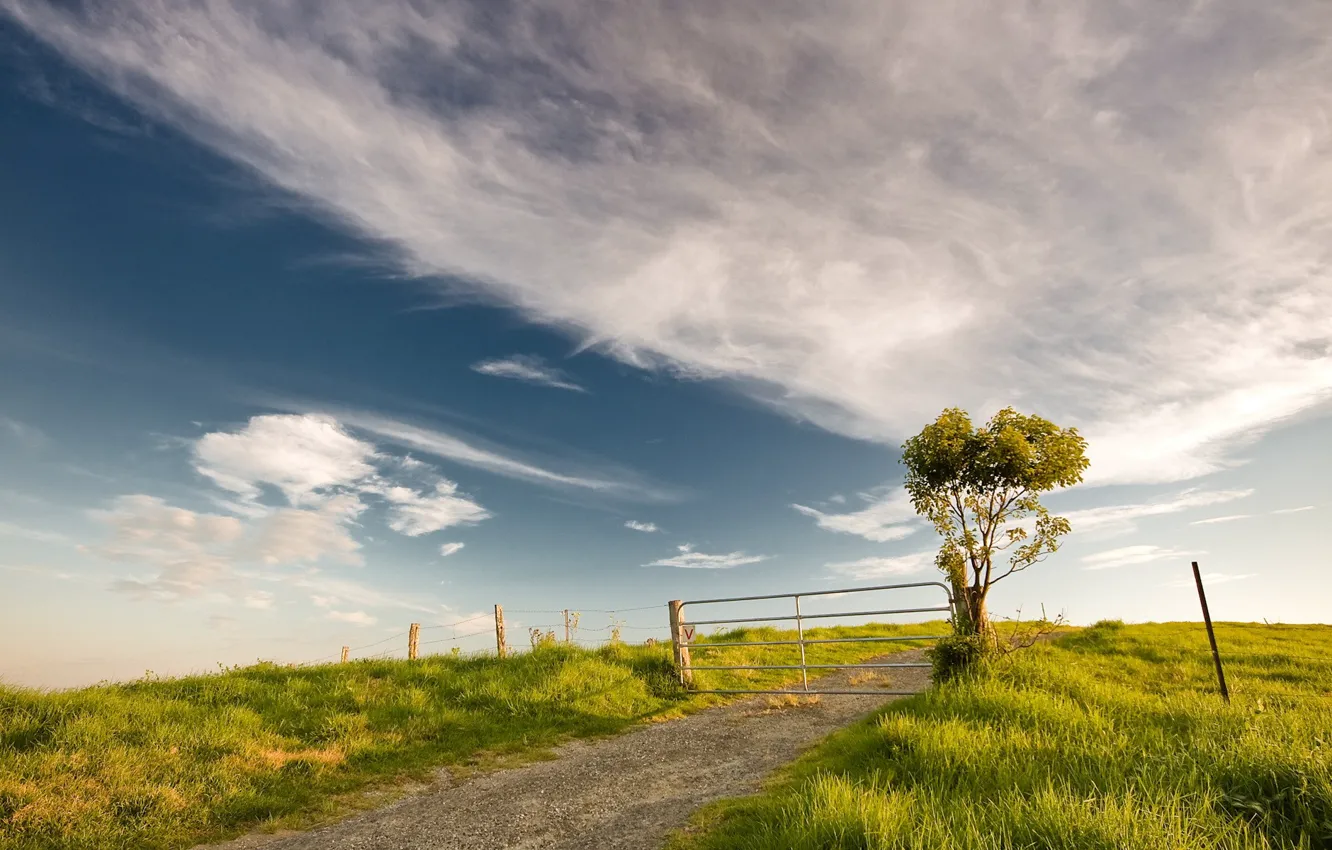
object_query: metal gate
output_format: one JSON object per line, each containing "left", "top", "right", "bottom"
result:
{"left": 668, "top": 581, "right": 954, "bottom": 695}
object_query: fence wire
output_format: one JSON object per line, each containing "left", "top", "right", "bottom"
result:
{"left": 298, "top": 600, "right": 674, "bottom": 667}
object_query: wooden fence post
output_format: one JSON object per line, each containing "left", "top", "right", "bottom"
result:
{"left": 1191, "top": 561, "right": 1230, "bottom": 703}
{"left": 563, "top": 609, "right": 571, "bottom": 644}
{"left": 494, "top": 604, "right": 507, "bottom": 658}
{"left": 340, "top": 646, "right": 349, "bottom": 664}
{"left": 408, "top": 622, "right": 420, "bottom": 661}
{"left": 668, "top": 599, "right": 693, "bottom": 687}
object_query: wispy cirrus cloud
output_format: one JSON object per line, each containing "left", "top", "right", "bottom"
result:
{"left": 793, "top": 487, "right": 919, "bottom": 543}
{"left": 645, "top": 543, "right": 768, "bottom": 570}
{"left": 1063, "top": 489, "right": 1253, "bottom": 536}
{"left": 1081, "top": 545, "right": 1195, "bottom": 571}
{"left": 1190, "top": 514, "right": 1252, "bottom": 526}
{"left": 322, "top": 408, "right": 678, "bottom": 503}
{"left": 438, "top": 542, "right": 465, "bottom": 557}
{"left": 0, "top": 520, "right": 74, "bottom": 546}
{"left": 624, "top": 520, "right": 658, "bottom": 533}
{"left": 283, "top": 573, "right": 435, "bottom": 615}
{"left": 1272, "top": 505, "right": 1315, "bottom": 515}
{"left": 7, "top": 1, "right": 1332, "bottom": 485}
{"left": 825, "top": 551, "right": 936, "bottom": 580}
{"left": 327, "top": 610, "right": 376, "bottom": 627}
{"left": 472, "top": 354, "right": 586, "bottom": 393}
{"left": 0, "top": 415, "right": 48, "bottom": 450}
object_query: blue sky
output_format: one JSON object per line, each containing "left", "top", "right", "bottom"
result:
{"left": 2, "top": 1, "right": 1330, "bottom": 689}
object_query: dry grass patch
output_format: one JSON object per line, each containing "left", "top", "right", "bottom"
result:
{"left": 743, "top": 695, "right": 822, "bottom": 717}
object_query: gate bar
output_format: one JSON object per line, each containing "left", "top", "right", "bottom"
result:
{"left": 690, "top": 662, "right": 933, "bottom": 671}
{"left": 695, "top": 689, "right": 923, "bottom": 696}
{"left": 686, "top": 605, "right": 950, "bottom": 627}
{"left": 680, "top": 581, "right": 953, "bottom": 607}
{"left": 794, "top": 595, "right": 809, "bottom": 691}
{"left": 691, "top": 634, "right": 949, "bottom": 649}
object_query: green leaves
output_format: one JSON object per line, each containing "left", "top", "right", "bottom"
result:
{"left": 903, "top": 407, "right": 1088, "bottom": 498}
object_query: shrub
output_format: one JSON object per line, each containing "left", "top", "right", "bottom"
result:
{"left": 927, "top": 632, "right": 991, "bottom": 683}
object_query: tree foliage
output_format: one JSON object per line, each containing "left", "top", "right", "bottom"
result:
{"left": 901, "top": 407, "right": 1089, "bottom": 639}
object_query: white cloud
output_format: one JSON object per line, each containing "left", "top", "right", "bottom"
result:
{"left": 72, "top": 410, "right": 504, "bottom": 613}
{"left": 828, "top": 494, "right": 847, "bottom": 505}
{"left": 381, "top": 481, "right": 489, "bottom": 536}
{"left": 438, "top": 541, "right": 465, "bottom": 557}
{"left": 310, "top": 594, "right": 339, "bottom": 608}
{"left": 92, "top": 495, "right": 245, "bottom": 600}
{"left": 1164, "top": 572, "right": 1254, "bottom": 589}
{"left": 194, "top": 414, "right": 378, "bottom": 505}
{"left": 243, "top": 591, "right": 274, "bottom": 609}
{"left": 1062, "top": 489, "right": 1253, "bottom": 536}
{"left": 793, "top": 488, "right": 919, "bottom": 543}
{"left": 1190, "top": 514, "right": 1253, "bottom": 526}
{"left": 90, "top": 494, "right": 368, "bottom": 601}
{"left": 328, "top": 610, "right": 377, "bottom": 627}
{"left": 472, "top": 354, "right": 586, "bottom": 392}
{"left": 825, "top": 551, "right": 936, "bottom": 580}
{"left": 624, "top": 520, "right": 659, "bottom": 533}
{"left": 8, "top": 1, "right": 1332, "bottom": 485}
{"left": 243, "top": 500, "right": 364, "bottom": 565}
{"left": 1272, "top": 505, "right": 1315, "bottom": 515}
{"left": 646, "top": 543, "right": 768, "bottom": 569}
{"left": 0, "top": 520, "right": 73, "bottom": 546}
{"left": 1081, "top": 545, "right": 1195, "bottom": 571}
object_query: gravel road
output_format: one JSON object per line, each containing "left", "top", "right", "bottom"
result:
{"left": 205, "top": 652, "right": 930, "bottom": 850}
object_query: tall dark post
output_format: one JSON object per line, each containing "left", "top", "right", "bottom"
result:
{"left": 1191, "top": 561, "right": 1230, "bottom": 703}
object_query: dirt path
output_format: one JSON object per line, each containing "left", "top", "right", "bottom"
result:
{"left": 209, "top": 652, "right": 930, "bottom": 850}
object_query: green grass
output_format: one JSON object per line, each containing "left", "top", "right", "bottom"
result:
{"left": 668, "top": 621, "right": 1332, "bottom": 850}
{"left": 0, "top": 622, "right": 936, "bottom": 849}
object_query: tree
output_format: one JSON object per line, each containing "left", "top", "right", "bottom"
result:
{"left": 901, "top": 407, "right": 1088, "bottom": 639}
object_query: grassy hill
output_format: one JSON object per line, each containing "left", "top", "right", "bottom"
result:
{"left": 668, "top": 621, "right": 1332, "bottom": 850}
{"left": 0, "top": 621, "right": 939, "bottom": 849}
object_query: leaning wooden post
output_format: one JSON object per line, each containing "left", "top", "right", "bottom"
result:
{"left": 668, "top": 599, "right": 693, "bottom": 687}
{"left": 1191, "top": 561, "right": 1230, "bottom": 703}
{"left": 340, "top": 646, "right": 349, "bottom": 664}
{"left": 408, "top": 622, "right": 420, "bottom": 661}
{"left": 563, "top": 609, "right": 571, "bottom": 644}
{"left": 494, "top": 604, "right": 507, "bottom": 659}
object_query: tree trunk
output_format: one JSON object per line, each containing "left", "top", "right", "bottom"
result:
{"left": 954, "top": 584, "right": 990, "bottom": 638}
{"left": 967, "top": 587, "right": 990, "bottom": 637}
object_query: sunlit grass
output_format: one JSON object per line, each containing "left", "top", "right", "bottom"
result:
{"left": 668, "top": 621, "right": 1332, "bottom": 850}
{"left": 0, "top": 623, "right": 926, "bottom": 849}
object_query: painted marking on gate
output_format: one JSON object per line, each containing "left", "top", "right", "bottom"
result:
{"left": 682, "top": 624, "right": 696, "bottom": 641}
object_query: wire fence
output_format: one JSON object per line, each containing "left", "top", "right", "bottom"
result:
{"left": 297, "top": 602, "right": 676, "bottom": 667}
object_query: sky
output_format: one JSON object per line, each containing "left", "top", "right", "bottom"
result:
{"left": 2, "top": 0, "right": 1330, "bottom": 689}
